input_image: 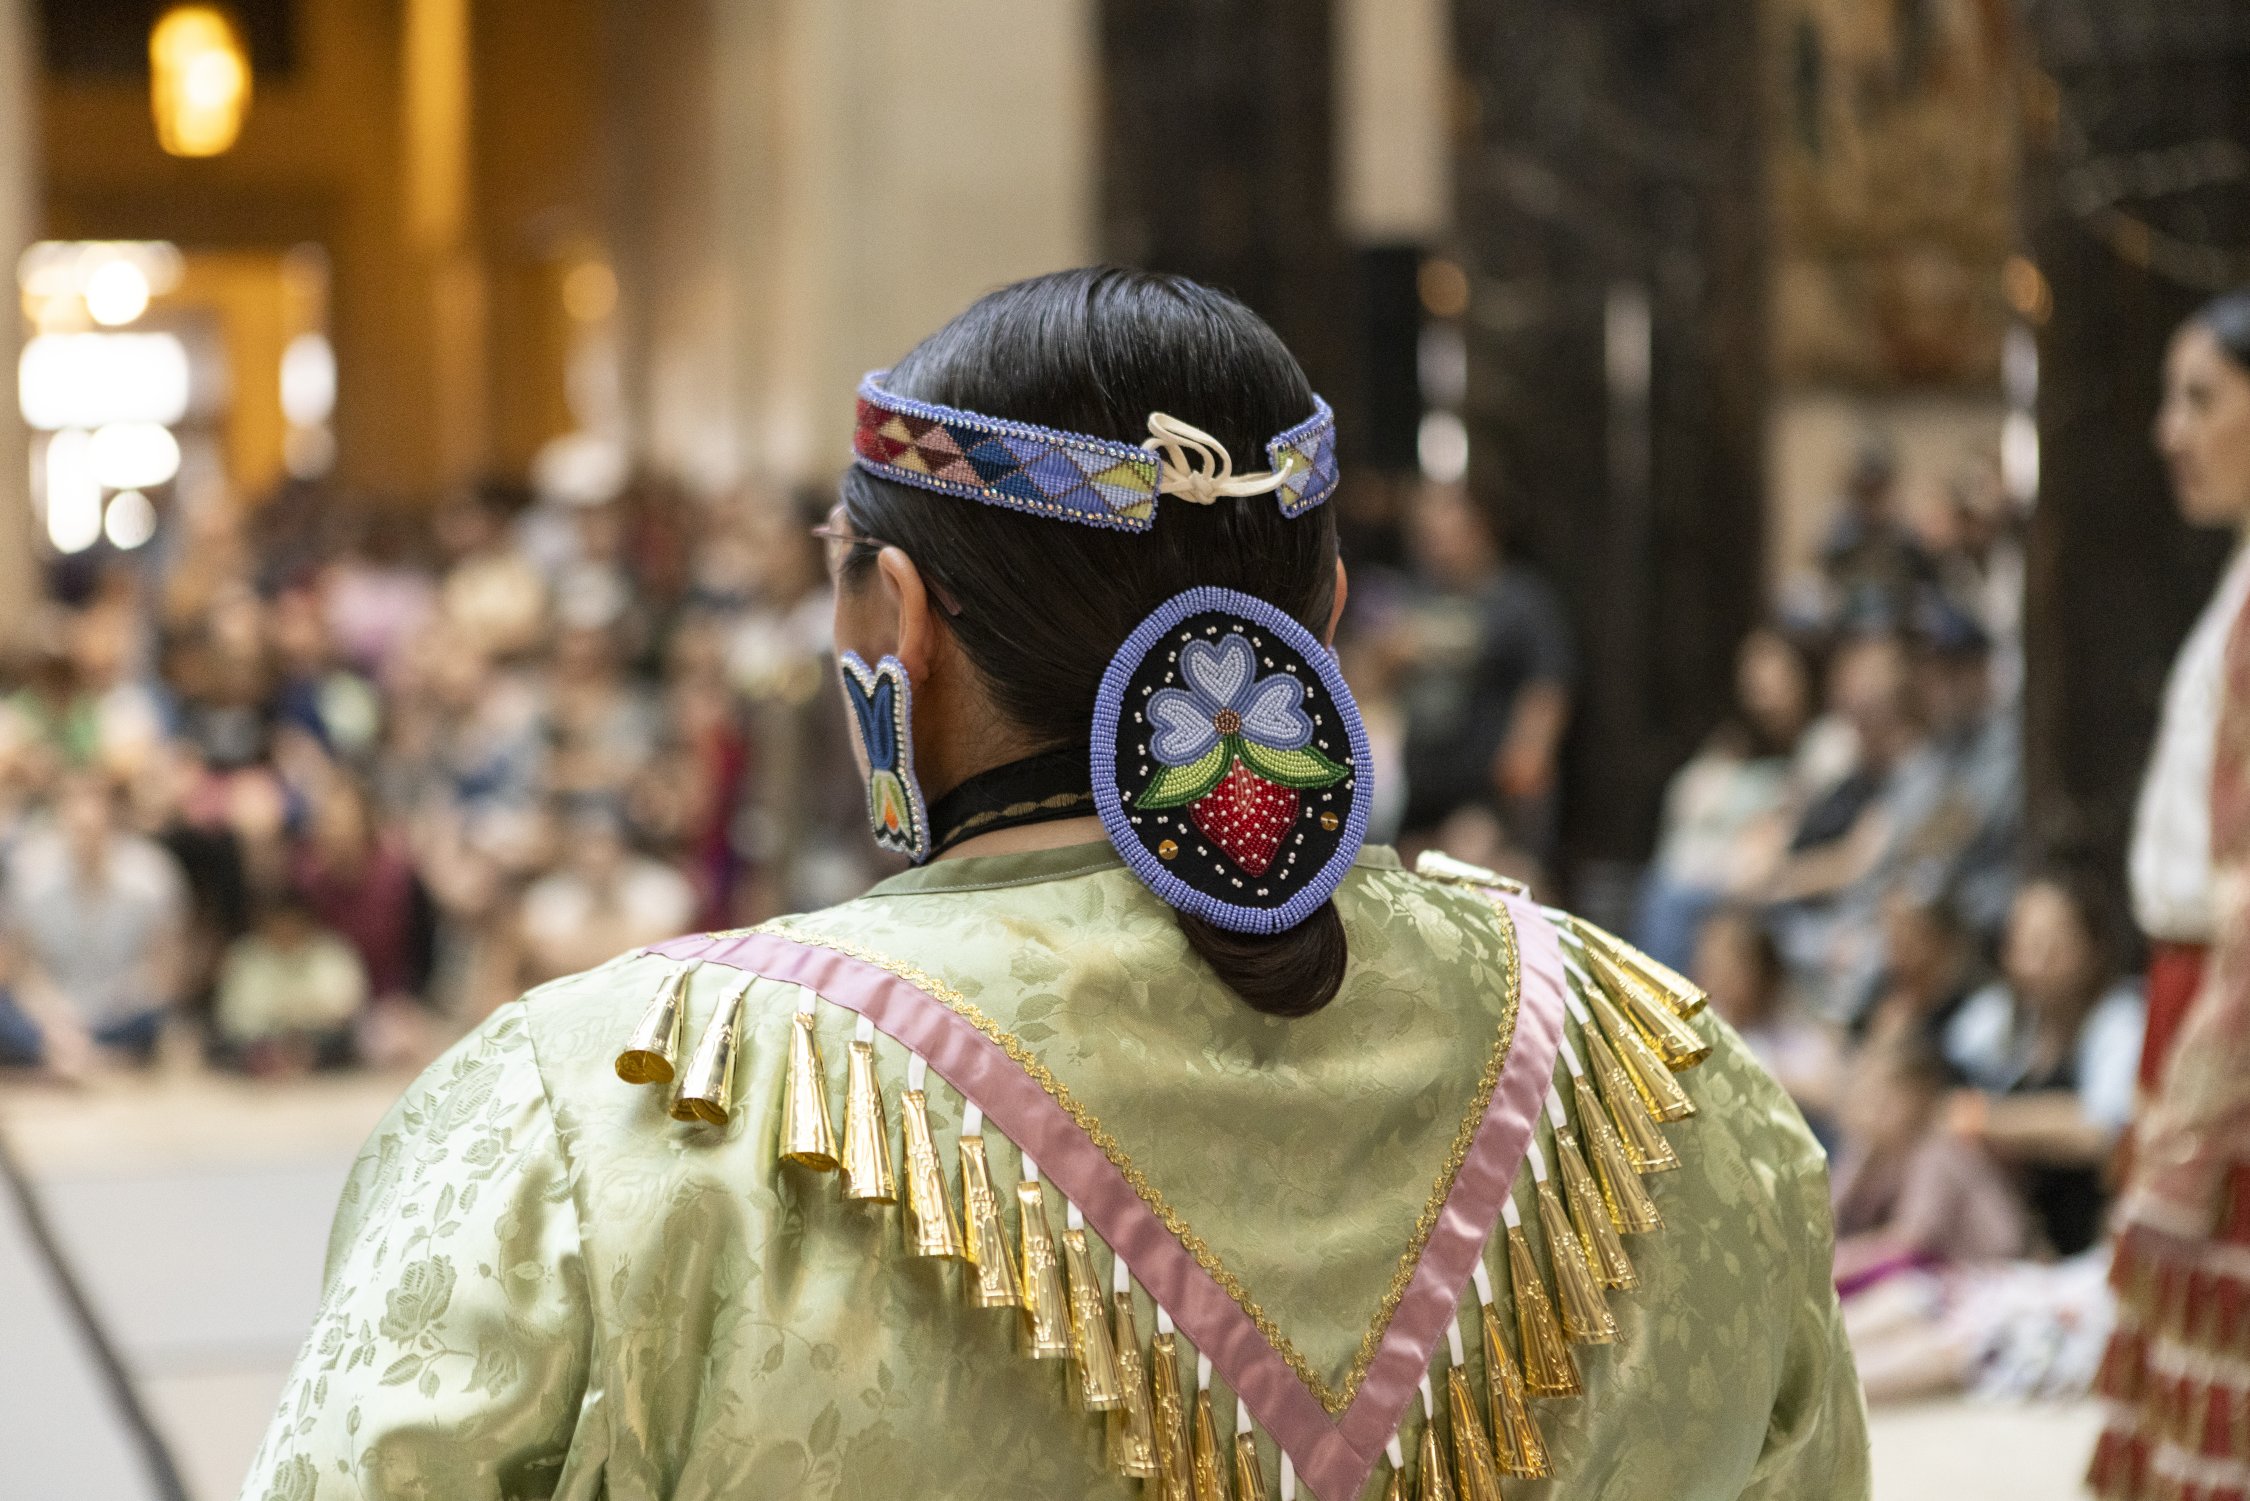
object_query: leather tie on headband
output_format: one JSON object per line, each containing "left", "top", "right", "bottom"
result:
{"left": 1141, "top": 413, "right": 1298, "bottom": 509}
{"left": 851, "top": 371, "right": 1340, "bottom": 531}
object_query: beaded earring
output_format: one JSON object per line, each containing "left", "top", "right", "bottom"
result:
{"left": 839, "top": 651, "right": 931, "bottom": 864}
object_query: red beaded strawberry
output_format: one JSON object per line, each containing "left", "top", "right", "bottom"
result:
{"left": 1185, "top": 755, "right": 1301, "bottom": 875}
{"left": 1137, "top": 634, "right": 1348, "bottom": 876}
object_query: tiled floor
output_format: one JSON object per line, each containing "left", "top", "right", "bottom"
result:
{"left": 0, "top": 1070, "right": 404, "bottom": 1501}
{"left": 1, "top": 1070, "right": 2101, "bottom": 1501}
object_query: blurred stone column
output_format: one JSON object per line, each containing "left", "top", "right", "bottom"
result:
{"left": 607, "top": 0, "right": 1096, "bottom": 494}
{"left": 1451, "top": 0, "right": 1769, "bottom": 901}
{"left": 0, "top": 0, "right": 35, "bottom": 645}
{"left": 1099, "top": 0, "right": 1351, "bottom": 431}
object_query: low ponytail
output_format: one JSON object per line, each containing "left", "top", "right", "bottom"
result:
{"left": 840, "top": 268, "right": 1352, "bottom": 1018}
{"left": 1177, "top": 902, "right": 1348, "bottom": 1017}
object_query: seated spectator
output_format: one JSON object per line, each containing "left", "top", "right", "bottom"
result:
{"left": 212, "top": 891, "right": 368, "bottom": 1076}
{"left": 1832, "top": 1038, "right": 2032, "bottom": 1291}
{"left": 1696, "top": 905, "right": 1840, "bottom": 1134}
{"left": 516, "top": 803, "right": 696, "bottom": 985}
{"left": 1638, "top": 627, "right": 1816, "bottom": 969}
{"left": 292, "top": 773, "right": 432, "bottom": 1010}
{"left": 1901, "top": 601, "right": 2020, "bottom": 938}
{"left": 1857, "top": 888, "right": 1977, "bottom": 1054}
{"left": 0, "top": 773, "right": 188, "bottom": 1075}
{"left": 1943, "top": 871, "right": 2143, "bottom": 1255}
{"left": 1758, "top": 632, "right": 1930, "bottom": 1016}
{"left": 1817, "top": 436, "right": 1937, "bottom": 629}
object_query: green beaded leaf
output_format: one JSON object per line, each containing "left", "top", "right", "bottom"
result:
{"left": 1237, "top": 737, "right": 1350, "bottom": 790}
{"left": 1136, "top": 740, "right": 1231, "bottom": 810}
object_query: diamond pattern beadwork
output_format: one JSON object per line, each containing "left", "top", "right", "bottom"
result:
{"left": 852, "top": 373, "right": 1339, "bottom": 532}
{"left": 1267, "top": 402, "right": 1341, "bottom": 518}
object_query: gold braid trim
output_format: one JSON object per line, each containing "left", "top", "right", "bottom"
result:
{"left": 721, "top": 904, "right": 1521, "bottom": 1416}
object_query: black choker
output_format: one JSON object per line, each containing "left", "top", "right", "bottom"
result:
{"left": 926, "top": 748, "right": 1095, "bottom": 858}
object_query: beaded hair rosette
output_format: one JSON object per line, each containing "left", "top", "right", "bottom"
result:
{"left": 1093, "top": 587, "right": 1372, "bottom": 933}
{"left": 851, "top": 372, "right": 1340, "bottom": 531}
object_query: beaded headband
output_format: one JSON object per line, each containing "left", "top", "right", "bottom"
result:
{"left": 851, "top": 371, "right": 1340, "bottom": 532}
{"left": 1092, "top": 586, "right": 1373, "bottom": 933}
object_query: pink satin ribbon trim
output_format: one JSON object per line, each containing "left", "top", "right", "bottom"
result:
{"left": 647, "top": 890, "right": 1565, "bottom": 1501}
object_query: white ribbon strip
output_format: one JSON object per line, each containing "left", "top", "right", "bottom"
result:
{"left": 1143, "top": 411, "right": 1294, "bottom": 507}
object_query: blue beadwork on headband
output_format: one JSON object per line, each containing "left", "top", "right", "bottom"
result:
{"left": 1091, "top": 587, "right": 1373, "bottom": 934}
{"left": 852, "top": 372, "right": 1339, "bottom": 532}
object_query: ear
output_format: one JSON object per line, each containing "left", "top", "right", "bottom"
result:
{"left": 877, "top": 546, "right": 941, "bottom": 684}
{"left": 1323, "top": 558, "right": 1351, "bottom": 648}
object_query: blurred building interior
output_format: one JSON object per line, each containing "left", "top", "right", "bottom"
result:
{"left": 1, "top": 0, "right": 2237, "bottom": 891}
{"left": 4, "top": 3, "right": 2250, "bottom": 1494}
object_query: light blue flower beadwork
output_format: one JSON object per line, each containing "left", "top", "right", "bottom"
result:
{"left": 1145, "top": 633, "right": 1315, "bottom": 766}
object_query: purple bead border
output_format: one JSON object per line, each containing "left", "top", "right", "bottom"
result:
{"left": 852, "top": 372, "right": 1340, "bottom": 530}
{"left": 1090, "top": 586, "right": 1374, "bottom": 935}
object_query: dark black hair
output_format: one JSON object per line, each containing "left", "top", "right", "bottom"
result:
{"left": 2193, "top": 289, "right": 2250, "bottom": 370}
{"left": 2018, "top": 862, "right": 2125, "bottom": 1000}
{"left": 840, "top": 268, "right": 1346, "bottom": 1016}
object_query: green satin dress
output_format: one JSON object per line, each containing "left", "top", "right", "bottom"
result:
{"left": 239, "top": 843, "right": 1868, "bottom": 1501}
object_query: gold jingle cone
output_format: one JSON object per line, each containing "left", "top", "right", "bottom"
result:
{"left": 1587, "top": 988, "right": 1696, "bottom": 1122}
{"left": 1015, "top": 1181, "right": 1071, "bottom": 1358}
{"left": 1446, "top": 1368, "right": 1506, "bottom": 1501}
{"left": 1506, "top": 1224, "right": 1581, "bottom": 1397}
{"left": 840, "top": 1039, "right": 897, "bottom": 1202}
{"left": 957, "top": 1137, "right": 1020, "bottom": 1308}
{"left": 1479, "top": 1304, "right": 1552, "bottom": 1479}
{"left": 1108, "top": 1292, "right": 1160, "bottom": 1478}
{"left": 1416, "top": 1411, "right": 1457, "bottom": 1501}
{"left": 1584, "top": 1029, "right": 1683, "bottom": 1170}
{"left": 1575, "top": 1074, "right": 1665, "bottom": 1230}
{"left": 1584, "top": 944, "right": 1711, "bottom": 1069}
{"left": 1572, "top": 916, "right": 1707, "bottom": 1016}
{"left": 779, "top": 1009, "right": 839, "bottom": 1169}
{"left": 1232, "top": 1427, "right": 1269, "bottom": 1500}
{"left": 1555, "top": 1127, "right": 1636, "bottom": 1289}
{"left": 615, "top": 964, "right": 690, "bottom": 1084}
{"left": 1062, "top": 1229, "right": 1126, "bottom": 1410}
{"left": 1149, "top": 1333, "right": 1196, "bottom": 1499}
{"left": 669, "top": 982, "right": 742, "bottom": 1125}
{"left": 1191, "top": 1389, "right": 1231, "bottom": 1501}
{"left": 1381, "top": 1469, "right": 1407, "bottom": 1501}
{"left": 1536, "top": 1182, "right": 1616, "bottom": 1344}
{"left": 899, "top": 1089, "right": 965, "bottom": 1259}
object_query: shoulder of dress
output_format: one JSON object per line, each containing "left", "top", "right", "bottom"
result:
{"left": 1400, "top": 848, "right": 1712, "bottom": 1012}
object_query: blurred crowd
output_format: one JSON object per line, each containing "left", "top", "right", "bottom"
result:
{"left": 0, "top": 473, "right": 876, "bottom": 1080}
{"left": 1638, "top": 439, "right": 2125, "bottom": 1402}
{"left": 0, "top": 421, "right": 2129, "bottom": 1395}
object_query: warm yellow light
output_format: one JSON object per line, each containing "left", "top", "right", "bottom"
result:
{"left": 150, "top": 6, "right": 252, "bottom": 159}
{"left": 562, "top": 260, "right": 618, "bottom": 323}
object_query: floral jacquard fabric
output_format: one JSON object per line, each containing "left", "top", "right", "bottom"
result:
{"left": 240, "top": 842, "right": 1869, "bottom": 1501}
